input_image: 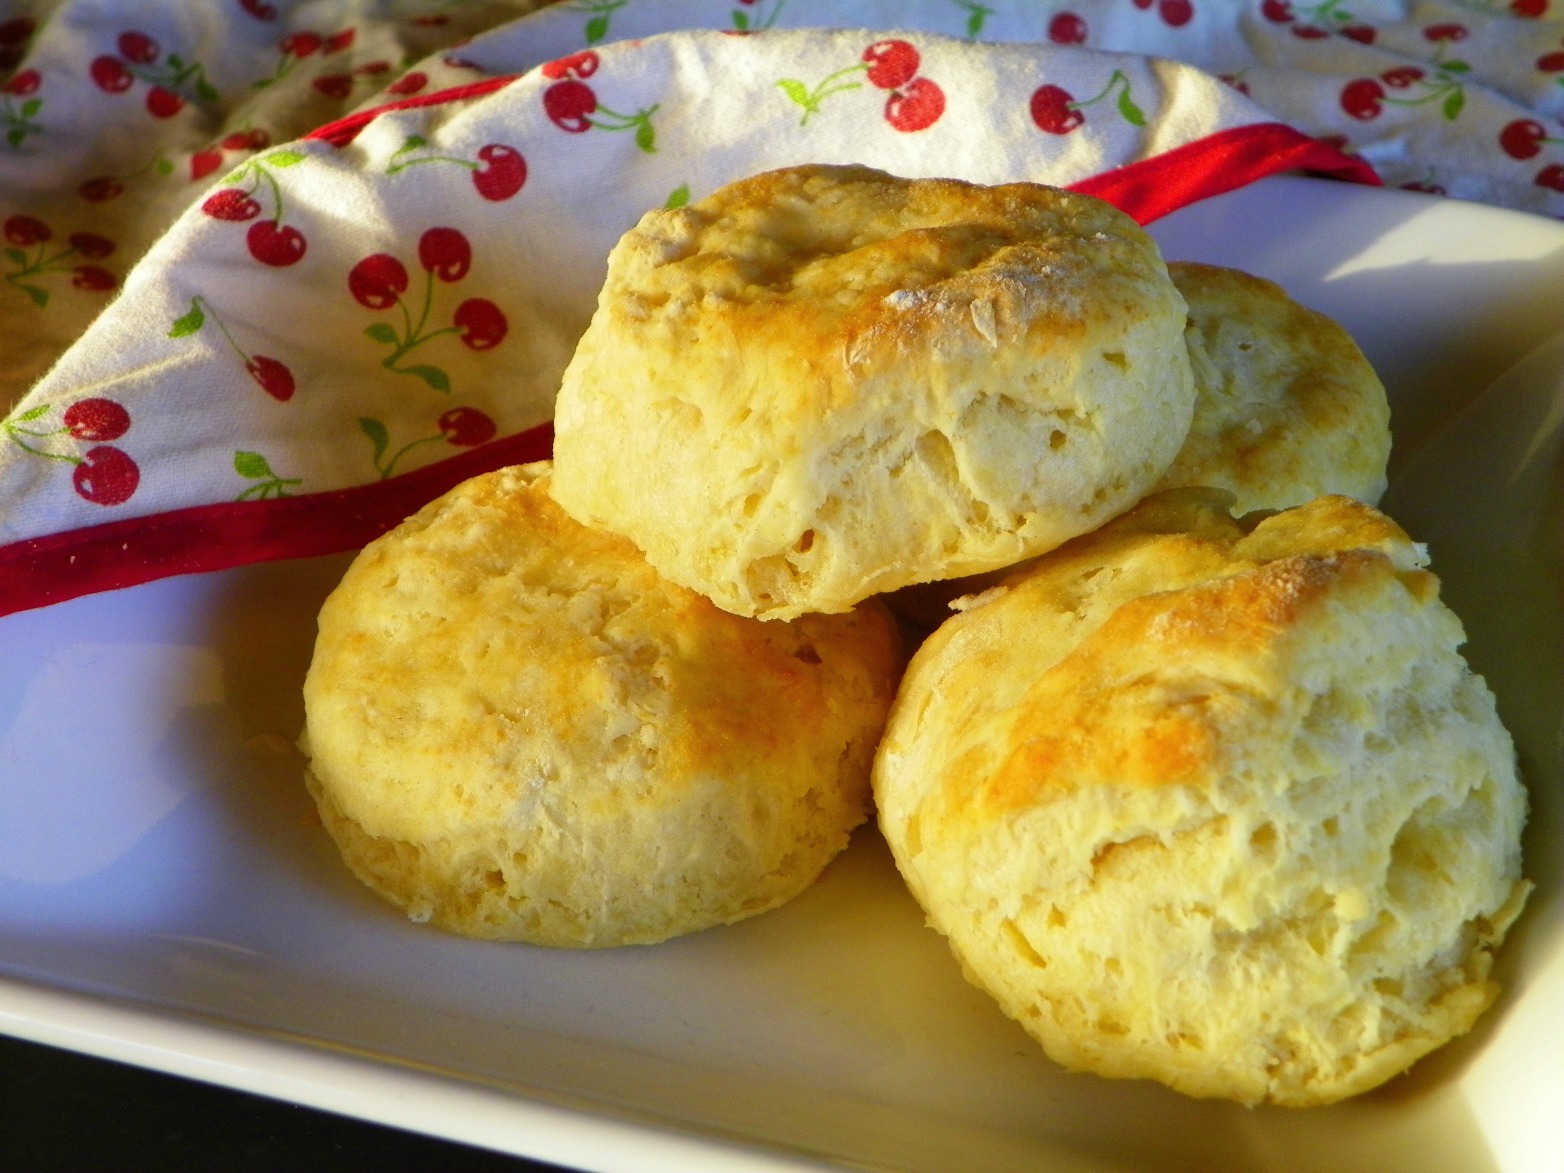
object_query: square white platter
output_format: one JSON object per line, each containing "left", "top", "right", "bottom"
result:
{"left": 1, "top": 175, "right": 1561, "bottom": 1173}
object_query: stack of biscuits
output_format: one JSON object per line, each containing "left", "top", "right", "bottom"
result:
{"left": 301, "top": 164, "right": 1529, "bottom": 1106}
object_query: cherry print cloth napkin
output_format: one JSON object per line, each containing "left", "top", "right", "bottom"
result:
{"left": 0, "top": 0, "right": 1559, "bottom": 619}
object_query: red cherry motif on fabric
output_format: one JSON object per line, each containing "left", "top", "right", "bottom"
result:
{"left": 1030, "top": 84, "right": 1085, "bottom": 134}
{"left": 203, "top": 188, "right": 261, "bottom": 220}
{"left": 1159, "top": 0, "right": 1193, "bottom": 28}
{"left": 313, "top": 74, "right": 353, "bottom": 99}
{"left": 541, "top": 50, "right": 599, "bottom": 80}
{"left": 1341, "top": 24, "right": 1376, "bottom": 44}
{"left": 90, "top": 56, "right": 133, "bottom": 93}
{"left": 1538, "top": 51, "right": 1564, "bottom": 73}
{"left": 5, "top": 69, "right": 40, "bottom": 95}
{"left": 1340, "top": 79, "right": 1386, "bottom": 120}
{"left": 1292, "top": 24, "right": 1329, "bottom": 39}
{"left": 862, "top": 40, "right": 919, "bottom": 90}
{"left": 67, "top": 232, "right": 115, "bottom": 259}
{"left": 117, "top": 31, "right": 158, "bottom": 64}
{"left": 5, "top": 397, "right": 137, "bottom": 504}
{"left": 387, "top": 71, "right": 428, "bottom": 95}
{"left": 4, "top": 214, "right": 50, "bottom": 245}
{"left": 472, "top": 145, "right": 526, "bottom": 200}
{"left": 168, "top": 294, "right": 298, "bottom": 404}
{"left": 239, "top": 0, "right": 279, "bottom": 21}
{"left": 418, "top": 227, "right": 472, "bottom": 282}
{"left": 146, "top": 86, "right": 184, "bottom": 118}
{"left": 454, "top": 299, "right": 507, "bottom": 350}
{"left": 1537, "top": 164, "right": 1564, "bottom": 193}
{"left": 0, "top": 213, "right": 110, "bottom": 304}
{"left": 349, "top": 254, "right": 410, "bottom": 308}
{"left": 388, "top": 138, "right": 529, "bottom": 203}
{"left": 63, "top": 398, "right": 130, "bottom": 442}
{"left": 73, "top": 446, "right": 139, "bottom": 505}
{"left": 79, "top": 177, "right": 124, "bottom": 202}
{"left": 1424, "top": 23, "right": 1467, "bottom": 42}
{"left": 884, "top": 78, "right": 945, "bottom": 132}
{"left": 1499, "top": 120, "right": 1550, "bottom": 160}
{"left": 1048, "top": 13, "right": 1088, "bottom": 44}
{"left": 280, "top": 31, "right": 322, "bottom": 57}
{"left": 191, "top": 149, "right": 224, "bottom": 180}
{"left": 203, "top": 150, "right": 311, "bottom": 266}
{"left": 72, "top": 266, "right": 117, "bottom": 291}
{"left": 323, "top": 28, "right": 356, "bottom": 53}
{"left": 1261, "top": 0, "right": 1292, "bottom": 21}
{"left": 351, "top": 233, "right": 508, "bottom": 389}
{"left": 544, "top": 79, "right": 597, "bottom": 132}
{"left": 246, "top": 220, "right": 306, "bottom": 266}
{"left": 223, "top": 129, "right": 271, "bottom": 150}
{"left": 1381, "top": 66, "right": 1425, "bottom": 89}
{"left": 246, "top": 355, "right": 295, "bottom": 401}
{"left": 438, "top": 407, "right": 496, "bottom": 447}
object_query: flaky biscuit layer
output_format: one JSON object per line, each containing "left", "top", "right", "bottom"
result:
{"left": 874, "top": 489, "right": 1528, "bottom": 1105}
{"left": 551, "top": 164, "right": 1195, "bottom": 619}
{"left": 302, "top": 463, "right": 903, "bottom": 947}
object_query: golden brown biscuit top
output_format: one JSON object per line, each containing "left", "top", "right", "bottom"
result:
{"left": 909, "top": 490, "right": 1431, "bottom": 817}
{"left": 603, "top": 165, "right": 1167, "bottom": 404}
{"left": 1157, "top": 261, "right": 1391, "bottom": 510}
{"left": 304, "top": 463, "right": 902, "bottom": 843}
{"left": 618, "top": 164, "right": 1149, "bottom": 309}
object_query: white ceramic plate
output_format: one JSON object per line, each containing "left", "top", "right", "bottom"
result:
{"left": 1, "top": 175, "right": 1560, "bottom": 1173}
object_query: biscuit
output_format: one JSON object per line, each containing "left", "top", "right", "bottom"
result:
{"left": 1156, "top": 262, "right": 1391, "bottom": 511}
{"left": 873, "top": 489, "right": 1529, "bottom": 1105}
{"left": 301, "top": 463, "right": 903, "bottom": 948}
{"left": 550, "top": 164, "right": 1195, "bottom": 620}
{"left": 881, "top": 264, "right": 1394, "bottom": 634}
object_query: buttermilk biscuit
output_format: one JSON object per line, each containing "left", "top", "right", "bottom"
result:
{"left": 550, "top": 164, "right": 1196, "bottom": 620}
{"left": 1156, "top": 262, "right": 1391, "bottom": 511}
{"left": 882, "top": 264, "right": 1393, "bottom": 634}
{"left": 301, "top": 463, "right": 902, "bottom": 948}
{"left": 874, "top": 489, "right": 1529, "bottom": 1105}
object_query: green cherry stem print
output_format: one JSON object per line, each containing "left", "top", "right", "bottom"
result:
{"left": 1, "top": 69, "right": 42, "bottom": 151}
{"left": 349, "top": 227, "right": 508, "bottom": 393}
{"left": 252, "top": 28, "right": 356, "bottom": 89}
{"left": 778, "top": 39, "right": 946, "bottom": 131}
{"left": 358, "top": 407, "right": 496, "bottom": 479}
{"left": 3, "top": 215, "right": 117, "bottom": 306}
{"left": 199, "top": 148, "right": 308, "bottom": 266}
{"left": 776, "top": 64, "right": 865, "bottom": 126}
{"left": 169, "top": 296, "right": 297, "bottom": 401}
{"left": 386, "top": 137, "right": 528, "bottom": 201}
{"left": 563, "top": 0, "right": 627, "bottom": 47}
{"left": 2, "top": 397, "right": 139, "bottom": 505}
{"left": 1263, "top": 0, "right": 1375, "bottom": 42}
{"left": 1030, "top": 70, "right": 1146, "bottom": 135}
{"left": 1340, "top": 32, "right": 1474, "bottom": 123}
{"left": 89, "top": 29, "right": 218, "bottom": 118}
{"left": 233, "top": 450, "right": 302, "bottom": 500}
{"left": 950, "top": 0, "right": 995, "bottom": 38}
{"left": 540, "top": 52, "right": 660, "bottom": 152}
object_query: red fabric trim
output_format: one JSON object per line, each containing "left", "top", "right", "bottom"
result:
{"left": 0, "top": 422, "right": 553, "bottom": 619}
{"left": 304, "top": 75, "right": 522, "bottom": 146}
{"left": 1067, "top": 122, "right": 1381, "bottom": 225}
